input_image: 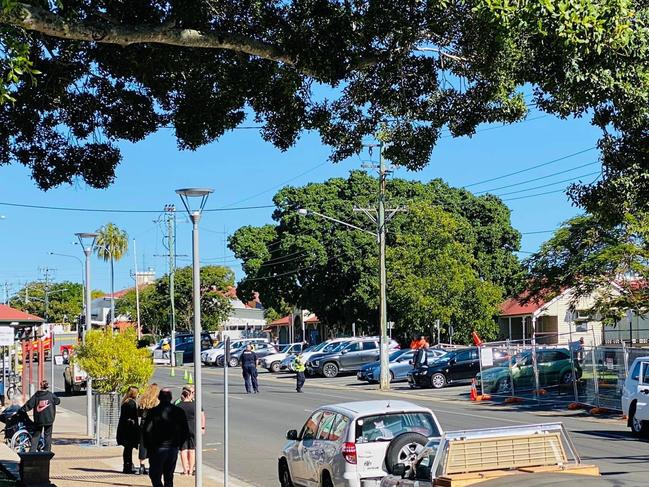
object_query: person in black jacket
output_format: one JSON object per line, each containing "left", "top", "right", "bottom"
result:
{"left": 116, "top": 386, "right": 139, "bottom": 474}
{"left": 240, "top": 345, "right": 259, "bottom": 394}
{"left": 21, "top": 380, "right": 60, "bottom": 452}
{"left": 142, "top": 389, "right": 189, "bottom": 487}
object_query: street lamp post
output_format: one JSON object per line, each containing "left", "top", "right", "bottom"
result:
{"left": 76, "top": 232, "right": 98, "bottom": 438}
{"left": 176, "top": 188, "right": 212, "bottom": 487}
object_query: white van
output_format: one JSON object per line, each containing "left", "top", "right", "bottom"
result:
{"left": 622, "top": 355, "right": 649, "bottom": 436}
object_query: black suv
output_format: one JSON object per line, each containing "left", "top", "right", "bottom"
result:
{"left": 408, "top": 348, "right": 479, "bottom": 389}
{"left": 172, "top": 331, "right": 213, "bottom": 363}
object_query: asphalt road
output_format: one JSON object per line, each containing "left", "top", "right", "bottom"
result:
{"left": 55, "top": 364, "right": 647, "bottom": 487}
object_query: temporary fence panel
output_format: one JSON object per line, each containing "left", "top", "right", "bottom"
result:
{"left": 94, "top": 393, "right": 120, "bottom": 445}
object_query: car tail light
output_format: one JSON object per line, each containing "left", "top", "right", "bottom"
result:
{"left": 342, "top": 442, "right": 357, "bottom": 464}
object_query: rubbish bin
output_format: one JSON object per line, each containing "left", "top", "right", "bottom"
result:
{"left": 174, "top": 351, "right": 184, "bottom": 367}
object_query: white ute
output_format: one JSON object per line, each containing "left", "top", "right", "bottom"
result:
{"left": 622, "top": 355, "right": 649, "bottom": 436}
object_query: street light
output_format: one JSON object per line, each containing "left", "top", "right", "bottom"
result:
{"left": 176, "top": 187, "right": 212, "bottom": 487}
{"left": 75, "top": 232, "right": 98, "bottom": 438}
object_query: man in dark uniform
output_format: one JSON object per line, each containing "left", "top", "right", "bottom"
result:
{"left": 240, "top": 344, "right": 259, "bottom": 394}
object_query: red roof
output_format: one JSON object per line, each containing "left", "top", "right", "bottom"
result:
{"left": 500, "top": 296, "right": 546, "bottom": 317}
{"left": 270, "top": 313, "right": 319, "bottom": 326}
{"left": 0, "top": 305, "right": 44, "bottom": 323}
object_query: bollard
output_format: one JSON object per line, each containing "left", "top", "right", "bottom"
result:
{"left": 18, "top": 451, "right": 54, "bottom": 487}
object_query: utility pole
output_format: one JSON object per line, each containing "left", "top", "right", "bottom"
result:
{"left": 356, "top": 141, "right": 405, "bottom": 391}
{"left": 39, "top": 267, "right": 56, "bottom": 322}
{"left": 165, "top": 204, "right": 178, "bottom": 367}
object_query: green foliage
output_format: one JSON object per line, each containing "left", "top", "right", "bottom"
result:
{"left": 0, "top": 2, "right": 647, "bottom": 221}
{"left": 116, "top": 265, "right": 234, "bottom": 336}
{"left": 389, "top": 204, "right": 504, "bottom": 343}
{"left": 95, "top": 223, "right": 129, "bottom": 262}
{"left": 524, "top": 212, "right": 649, "bottom": 322}
{"left": 10, "top": 281, "right": 86, "bottom": 323}
{"left": 229, "top": 171, "right": 521, "bottom": 343}
{"left": 74, "top": 328, "right": 154, "bottom": 394}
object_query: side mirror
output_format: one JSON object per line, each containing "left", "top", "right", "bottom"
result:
{"left": 286, "top": 429, "right": 298, "bottom": 441}
{"left": 392, "top": 463, "right": 407, "bottom": 478}
{"left": 449, "top": 358, "right": 456, "bottom": 365}
{"left": 408, "top": 360, "right": 413, "bottom": 365}
{"left": 341, "top": 350, "right": 347, "bottom": 355}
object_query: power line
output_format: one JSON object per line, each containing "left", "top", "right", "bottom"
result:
{"left": 0, "top": 201, "right": 273, "bottom": 214}
{"left": 494, "top": 171, "right": 600, "bottom": 197}
{"left": 475, "top": 161, "right": 600, "bottom": 194}
{"left": 463, "top": 147, "right": 597, "bottom": 188}
{"left": 501, "top": 171, "right": 601, "bottom": 202}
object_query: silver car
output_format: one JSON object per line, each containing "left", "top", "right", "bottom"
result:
{"left": 279, "top": 400, "right": 442, "bottom": 487}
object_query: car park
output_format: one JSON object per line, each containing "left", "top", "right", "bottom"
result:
{"left": 308, "top": 338, "right": 401, "bottom": 378}
{"left": 223, "top": 341, "right": 279, "bottom": 367}
{"left": 622, "top": 355, "right": 649, "bottom": 436}
{"left": 261, "top": 343, "right": 305, "bottom": 372}
{"left": 408, "top": 347, "right": 480, "bottom": 389}
{"left": 278, "top": 400, "right": 442, "bottom": 487}
{"left": 476, "top": 348, "right": 582, "bottom": 394}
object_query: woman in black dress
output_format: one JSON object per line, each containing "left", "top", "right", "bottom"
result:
{"left": 178, "top": 388, "right": 205, "bottom": 475}
{"left": 136, "top": 383, "right": 159, "bottom": 475}
{"left": 116, "top": 386, "right": 139, "bottom": 474}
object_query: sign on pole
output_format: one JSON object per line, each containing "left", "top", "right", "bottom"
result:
{"left": 0, "top": 326, "right": 14, "bottom": 346}
{"left": 480, "top": 347, "right": 494, "bottom": 367}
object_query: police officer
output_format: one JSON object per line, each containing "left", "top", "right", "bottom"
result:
{"left": 240, "top": 345, "right": 259, "bottom": 394}
{"left": 293, "top": 353, "right": 306, "bottom": 393}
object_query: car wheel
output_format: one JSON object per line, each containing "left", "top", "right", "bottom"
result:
{"left": 389, "top": 371, "right": 395, "bottom": 382}
{"left": 322, "top": 362, "right": 339, "bottom": 378}
{"left": 278, "top": 459, "right": 293, "bottom": 487}
{"left": 385, "top": 432, "right": 428, "bottom": 476}
{"left": 630, "top": 410, "right": 649, "bottom": 437}
{"left": 321, "top": 471, "right": 334, "bottom": 487}
{"left": 560, "top": 370, "right": 575, "bottom": 384}
{"left": 430, "top": 373, "right": 446, "bottom": 389}
{"left": 496, "top": 378, "right": 511, "bottom": 395}
{"left": 228, "top": 357, "right": 239, "bottom": 367}
{"left": 270, "top": 362, "right": 281, "bottom": 373}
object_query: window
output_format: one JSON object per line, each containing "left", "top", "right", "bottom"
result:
{"left": 631, "top": 362, "right": 641, "bottom": 381}
{"left": 642, "top": 362, "right": 649, "bottom": 384}
{"left": 539, "top": 351, "right": 561, "bottom": 363}
{"left": 300, "top": 411, "right": 323, "bottom": 441}
{"left": 329, "top": 414, "right": 350, "bottom": 442}
{"left": 316, "top": 411, "right": 337, "bottom": 440}
{"left": 356, "top": 412, "right": 440, "bottom": 444}
{"left": 362, "top": 341, "right": 378, "bottom": 351}
{"left": 456, "top": 350, "right": 474, "bottom": 362}
{"left": 345, "top": 342, "right": 361, "bottom": 352}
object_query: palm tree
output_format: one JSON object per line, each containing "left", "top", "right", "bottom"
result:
{"left": 95, "top": 223, "right": 129, "bottom": 329}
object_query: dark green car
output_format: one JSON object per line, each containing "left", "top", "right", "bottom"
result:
{"left": 476, "top": 348, "right": 581, "bottom": 394}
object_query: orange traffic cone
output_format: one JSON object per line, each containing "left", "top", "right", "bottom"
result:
{"left": 471, "top": 331, "right": 483, "bottom": 346}
{"left": 470, "top": 379, "right": 478, "bottom": 401}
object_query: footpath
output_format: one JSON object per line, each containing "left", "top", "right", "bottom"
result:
{"left": 0, "top": 406, "right": 253, "bottom": 487}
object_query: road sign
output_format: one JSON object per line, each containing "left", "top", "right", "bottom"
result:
{"left": 0, "top": 326, "right": 13, "bottom": 346}
{"left": 449, "top": 325, "right": 454, "bottom": 337}
{"left": 387, "top": 321, "right": 394, "bottom": 329}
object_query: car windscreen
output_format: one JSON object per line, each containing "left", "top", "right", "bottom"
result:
{"left": 355, "top": 412, "right": 440, "bottom": 443}
{"left": 277, "top": 345, "right": 291, "bottom": 353}
{"left": 325, "top": 341, "right": 349, "bottom": 353}
{"left": 389, "top": 350, "right": 408, "bottom": 361}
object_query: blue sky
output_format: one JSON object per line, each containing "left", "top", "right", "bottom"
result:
{"left": 0, "top": 107, "right": 600, "bottom": 296}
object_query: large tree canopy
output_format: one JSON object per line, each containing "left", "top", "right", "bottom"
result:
{"left": 229, "top": 171, "right": 522, "bottom": 342}
{"left": 1, "top": 1, "right": 648, "bottom": 221}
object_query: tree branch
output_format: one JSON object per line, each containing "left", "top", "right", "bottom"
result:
{"left": 5, "top": 2, "right": 298, "bottom": 66}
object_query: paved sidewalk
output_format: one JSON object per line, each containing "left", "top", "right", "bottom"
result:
{"left": 0, "top": 406, "right": 253, "bottom": 487}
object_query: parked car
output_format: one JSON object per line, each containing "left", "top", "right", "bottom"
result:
{"left": 278, "top": 400, "right": 443, "bottom": 487}
{"left": 308, "top": 338, "right": 401, "bottom": 378}
{"left": 261, "top": 343, "right": 305, "bottom": 372}
{"left": 280, "top": 339, "right": 352, "bottom": 373}
{"left": 476, "top": 348, "right": 582, "bottom": 394}
{"left": 201, "top": 338, "right": 268, "bottom": 365}
{"left": 167, "top": 332, "right": 213, "bottom": 363}
{"left": 408, "top": 348, "right": 480, "bottom": 389}
{"left": 224, "top": 341, "right": 280, "bottom": 367}
{"left": 358, "top": 349, "right": 447, "bottom": 383}
{"left": 622, "top": 355, "right": 649, "bottom": 436}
